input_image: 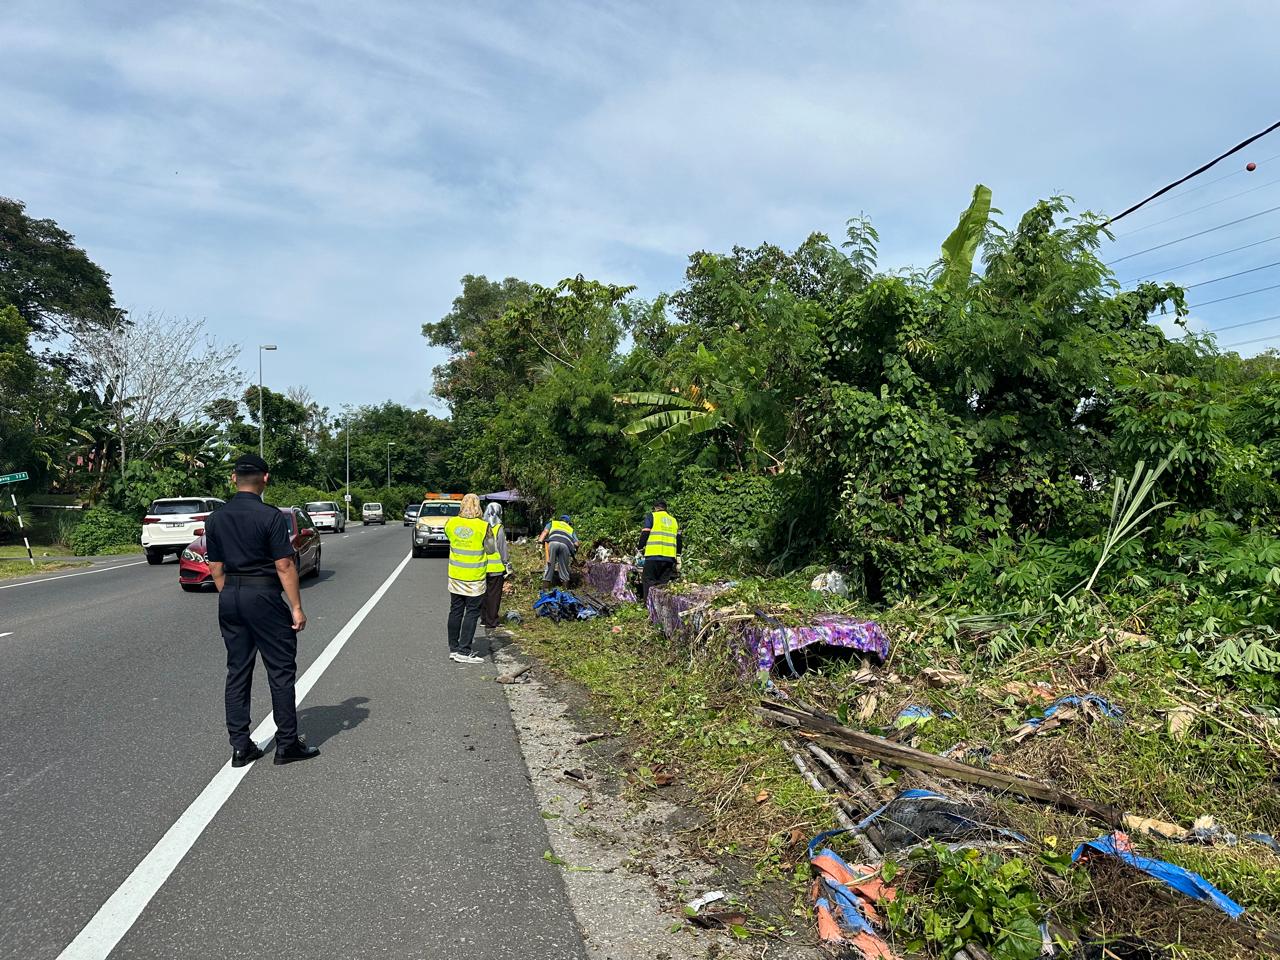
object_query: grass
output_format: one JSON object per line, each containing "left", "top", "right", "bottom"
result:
{"left": 0, "top": 543, "right": 84, "bottom": 579}
{"left": 506, "top": 548, "right": 1280, "bottom": 958}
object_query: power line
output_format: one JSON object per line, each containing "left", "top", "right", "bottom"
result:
{"left": 1212, "top": 312, "right": 1280, "bottom": 333}
{"left": 1113, "top": 175, "right": 1280, "bottom": 238}
{"left": 1106, "top": 118, "right": 1280, "bottom": 225}
{"left": 1132, "top": 150, "right": 1280, "bottom": 213}
{"left": 1188, "top": 281, "right": 1280, "bottom": 309}
{"left": 1119, "top": 234, "right": 1280, "bottom": 284}
{"left": 1109, "top": 204, "right": 1280, "bottom": 264}
{"left": 1222, "top": 331, "right": 1280, "bottom": 349}
{"left": 1185, "top": 260, "right": 1280, "bottom": 289}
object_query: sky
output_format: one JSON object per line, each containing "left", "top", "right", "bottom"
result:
{"left": 3, "top": 1, "right": 1280, "bottom": 414}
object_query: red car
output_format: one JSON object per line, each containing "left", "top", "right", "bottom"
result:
{"left": 179, "top": 506, "right": 323, "bottom": 591}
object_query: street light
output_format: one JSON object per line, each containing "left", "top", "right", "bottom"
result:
{"left": 344, "top": 411, "right": 351, "bottom": 522}
{"left": 386, "top": 441, "right": 395, "bottom": 491}
{"left": 258, "top": 344, "right": 277, "bottom": 457}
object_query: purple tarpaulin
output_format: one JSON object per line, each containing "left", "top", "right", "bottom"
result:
{"left": 646, "top": 584, "right": 890, "bottom": 674}
{"left": 584, "top": 560, "right": 637, "bottom": 602}
{"left": 481, "top": 489, "right": 526, "bottom": 503}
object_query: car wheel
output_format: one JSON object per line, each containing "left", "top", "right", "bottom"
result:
{"left": 180, "top": 583, "right": 200, "bottom": 592}
{"left": 146, "top": 548, "right": 164, "bottom": 565}
{"left": 309, "top": 547, "right": 322, "bottom": 578}
{"left": 412, "top": 546, "right": 423, "bottom": 558}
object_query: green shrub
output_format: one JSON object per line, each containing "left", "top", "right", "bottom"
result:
{"left": 69, "top": 506, "right": 140, "bottom": 556}
{"left": 574, "top": 505, "right": 639, "bottom": 552}
{"left": 670, "top": 467, "right": 784, "bottom": 573}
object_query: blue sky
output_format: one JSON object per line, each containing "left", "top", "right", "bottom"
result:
{"left": 3, "top": 1, "right": 1279, "bottom": 414}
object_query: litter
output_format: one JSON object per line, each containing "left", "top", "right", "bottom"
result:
{"left": 807, "top": 834, "right": 897, "bottom": 956}
{"left": 1071, "top": 831, "right": 1244, "bottom": 919}
{"left": 1010, "top": 693, "right": 1123, "bottom": 743}
{"left": 809, "top": 570, "right": 849, "bottom": 597}
{"left": 893, "top": 704, "right": 955, "bottom": 728}
{"left": 1246, "top": 832, "right": 1280, "bottom": 854}
{"left": 533, "top": 588, "right": 610, "bottom": 622}
{"left": 684, "top": 890, "right": 725, "bottom": 913}
{"left": 504, "top": 610, "right": 523, "bottom": 624}
{"left": 845, "top": 789, "right": 1026, "bottom": 854}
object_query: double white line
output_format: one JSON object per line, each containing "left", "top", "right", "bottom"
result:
{"left": 56, "top": 551, "right": 413, "bottom": 960}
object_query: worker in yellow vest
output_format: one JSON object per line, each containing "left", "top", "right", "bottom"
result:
{"left": 537, "top": 514, "right": 578, "bottom": 587}
{"left": 443, "top": 493, "right": 498, "bottom": 664}
{"left": 639, "top": 500, "right": 682, "bottom": 599}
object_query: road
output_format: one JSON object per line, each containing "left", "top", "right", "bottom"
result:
{"left": 0, "top": 523, "right": 587, "bottom": 960}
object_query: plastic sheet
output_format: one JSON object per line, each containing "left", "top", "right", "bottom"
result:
{"left": 1072, "top": 831, "right": 1245, "bottom": 919}
{"left": 1026, "top": 693, "right": 1124, "bottom": 727}
{"left": 582, "top": 560, "right": 637, "bottom": 602}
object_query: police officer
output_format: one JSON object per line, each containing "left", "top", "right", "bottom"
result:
{"left": 205, "top": 453, "right": 319, "bottom": 767}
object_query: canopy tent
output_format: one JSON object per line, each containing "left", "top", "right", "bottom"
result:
{"left": 481, "top": 489, "right": 526, "bottom": 503}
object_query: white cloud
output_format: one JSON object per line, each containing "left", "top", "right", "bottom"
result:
{"left": 4, "top": 0, "right": 1280, "bottom": 411}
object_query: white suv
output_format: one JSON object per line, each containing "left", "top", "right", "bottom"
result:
{"left": 141, "top": 497, "right": 224, "bottom": 564}
{"left": 362, "top": 502, "right": 385, "bottom": 525}
{"left": 306, "top": 501, "right": 346, "bottom": 533}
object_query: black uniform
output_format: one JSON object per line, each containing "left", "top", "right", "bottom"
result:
{"left": 205, "top": 491, "right": 299, "bottom": 751}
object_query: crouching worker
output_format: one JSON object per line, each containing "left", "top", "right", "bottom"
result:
{"left": 639, "top": 500, "right": 681, "bottom": 599}
{"left": 538, "top": 514, "right": 577, "bottom": 587}
{"left": 444, "top": 493, "right": 497, "bottom": 664}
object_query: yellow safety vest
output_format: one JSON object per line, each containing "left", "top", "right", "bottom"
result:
{"left": 444, "top": 516, "right": 489, "bottom": 582}
{"left": 645, "top": 510, "right": 679, "bottom": 559}
{"left": 485, "top": 522, "right": 505, "bottom": 575}
{"left": 546, "top": 519, "right": 575, "bottom": 549}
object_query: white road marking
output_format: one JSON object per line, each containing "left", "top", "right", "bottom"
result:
{"left": 0, "top": 632, "right": 11, "bottom": 638}
{"left": 0, "top": 560, "right": 145, "bottom": 590}
{"left": 55, "top": 551, "right": 414, "bottom": 960}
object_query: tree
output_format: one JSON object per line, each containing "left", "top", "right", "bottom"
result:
{"left": 76, "top": 312, "right": 242, "bottom": 474}
{"left": 0, "top": 197, "right": 122, "bottom": 343}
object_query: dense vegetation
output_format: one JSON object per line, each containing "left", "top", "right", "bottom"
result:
{"left": 0, "top": 196, "right": 460, "bottom": 551}
{"left": 427, "top": 188, "right": 1280, "bottom": 704}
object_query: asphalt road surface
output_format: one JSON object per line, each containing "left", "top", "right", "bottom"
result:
{"left": 0, "top": 523, "right": 587, "bottom": 959}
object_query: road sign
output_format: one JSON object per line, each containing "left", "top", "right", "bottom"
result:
{"left": 0, "top": 471, "right": 29, "bottom": 485}
{"left": 343, "top": 494, "right": 352, "bottom": 502}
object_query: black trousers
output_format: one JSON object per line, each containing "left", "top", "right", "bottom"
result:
{"left": 218, "top": 580, "right": 298, "bottom": 751}
{"left": 448, "top": 592, "right": 484, "bottom": 655}
{"left": 641, "top": 556, "right": 678, "bottom": 599}
{"left": 482, "top": 574, "right": 504, "bottom": 629}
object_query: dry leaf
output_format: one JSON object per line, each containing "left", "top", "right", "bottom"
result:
{"left": 922, "top": 667, "right": 966, "bottom": 687}
{"left": 655, "top": 771, "right": 677, "bottom": 787}
{"left": 755, "top": 789, "right": 770, "bottom": 804}
{"left": 857, "top": 693, "right": 879, "bottom": 722}
{"left": 1165, "top": 706, "right": 1196, "bottom": 739}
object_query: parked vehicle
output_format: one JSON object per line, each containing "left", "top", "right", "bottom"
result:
{"left": 362, "top": 501, "right": 386, "bottom": 525}
{"left": 411, "top": 493, "right": 463, "bottom": 558}
{"left": 141, "top": 497, "right": 224, "bottom": 564}
{"left": 403, "top": 503, "right": 421, "bottom": 526}
{"left": 305, "top": 501, "right": 346, "bottom": 533}
{"left": 180, "top": 506, "right": 321, "bottom": 590}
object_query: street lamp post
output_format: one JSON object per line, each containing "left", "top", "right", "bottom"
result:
{"left": 386, "top": 441, "right": 395, "bottom": 492}
{"left": 258, "top": 344, "right": 277, "bottom": 457}
{"left": 345, "top": 412, "right": 351, "bottom": 523}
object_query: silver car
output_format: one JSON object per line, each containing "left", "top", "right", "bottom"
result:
{"left": 305, "top": 501, "right": 346, "bottom": 533}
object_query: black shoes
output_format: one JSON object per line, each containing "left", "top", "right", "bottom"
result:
{"left": 232, "top": 743, "right": 265, "bottom": 767}
{"left": 274, "top": 738, "right": 320, "bottom": 765}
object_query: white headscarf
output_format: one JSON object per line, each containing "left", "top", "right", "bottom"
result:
{"left": 483, "top": 501, "right": 503, "bottom": 525}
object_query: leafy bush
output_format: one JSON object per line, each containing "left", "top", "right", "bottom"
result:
{"left": 670, "top": 467, "right": 783, "bottom": 573}
{"left": 574, "top": 505, "right": 639, "bottom": 552}
{"left": 69, "top": 506, "right": 140, "bottom": 556}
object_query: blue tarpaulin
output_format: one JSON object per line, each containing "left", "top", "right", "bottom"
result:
{"left": 534, "top": 588, "right": 599, "bottom": 621}
{"left": 1025, "top": 693, "right": 1123, "bottom": 727}
{"left": 1072, "top": 832, "right": 1245, "bottom": 919}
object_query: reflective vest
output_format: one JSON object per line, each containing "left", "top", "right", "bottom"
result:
{"left": 444, "top": 516, "right": 489, "bottom": 582}
{"left": 485, "top": 522, "right": 505, "bottom": 575}
{"left": 546, "top": 519, "right": 575, "bottom": 550}
{"left": 645, "top": 511, "right": 679, "bottom": 558}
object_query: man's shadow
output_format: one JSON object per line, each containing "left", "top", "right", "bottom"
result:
{"left": 296, "top": 696, "right": 371, "bottom": 748}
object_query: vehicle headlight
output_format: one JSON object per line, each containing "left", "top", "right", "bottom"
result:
{"left": 182, "top": 548, "right": 205, "bottom": 562}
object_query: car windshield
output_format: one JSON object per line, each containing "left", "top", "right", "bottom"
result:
{"left": 150, "top": 500, "right": 204, "bottom": 515}
{"left": 405, "top": 505, "right": 420, "bottom": 514}
{"left": 365, "top": 503, "right": 382, "bottom": 510}
{"left": 305, "top": 502, "right": 334, "bottom": 513}
{"left": 419, "top": 502, "right": 460, "bottom": 517}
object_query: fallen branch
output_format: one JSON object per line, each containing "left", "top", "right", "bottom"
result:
{"left": 806, "top": 744, "right": 882, "bottom": 816}
{"left": 574, "top": 732, "right": 608, "bottom": 745}
{"left": 781, "top": 738, "right": 856, "bottom": 832}
{"left": 760, "top": 700, "right": 1123, "bottom": 826}
{"left": 496, "top": 664, "right": 532, "bottom": 684}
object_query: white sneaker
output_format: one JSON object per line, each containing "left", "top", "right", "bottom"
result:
{"left": 453, "top": 652, "right": 485, "bottom": 664}
{"left": 448, "top": 651, "right": 466, "bottom": 662}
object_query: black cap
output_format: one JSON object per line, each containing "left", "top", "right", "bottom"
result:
{"left": 232, "top": 453, "right": 269, "bottom": 475}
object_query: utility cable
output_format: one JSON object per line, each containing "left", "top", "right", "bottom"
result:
{"left": 1185, "top": 260, "right": 1280, "bottom": 289}
{"left": 1106, "top": 119, "right": 1280, "bottom": 226}
{"left": 1130, "top": 150, "right": 1280, "bottom": 213}
{"left": 1188, "top": 281, "right": 1280, "bottom": 309}
{"left": 1222, "top": 331, "right": 1280, "bottom": 350}
{"left": 1109, "top": 204, "right": 1280, "bottom": 264}
{"left": 1212, "top": 312, "right": 1280, "bottom": 333}
{"left": 1113, "top": 175, "right": 1280, "bottom": 238}
{"left": 1120, "top": 234, "right": 1280, "bottom": 284}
